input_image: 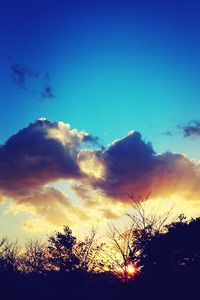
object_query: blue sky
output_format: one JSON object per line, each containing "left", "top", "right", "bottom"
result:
{"left": 1, "top": 0, "right": 200, "bottom": 241}
{"left": 1, "top": 0, "right": 200, "bottom": 152}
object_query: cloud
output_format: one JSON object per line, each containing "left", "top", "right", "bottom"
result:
{"left": 41, "top": 85, "right": 55, "bottom": 99}
{"left": 7, "top": 186, "right": 88, "bottom": 230}
{"left": 78, "top": 149, "right": 105, "bottom": 179}
{"left": 179, "top": 120, "right": 200, "bottom": 137}
{"left": 0, "top": 119, "right": 85, "bottom": 190}
{"left": 73, "top": 183, "right": 128, "bottom": 221}
{"left": 0, "top": 119, "right": 91, "bottom": 227}
{"left": 77, "top": 131, "right": 200, "bottom": 204}
{"left": 0, "top": 118, "right": 126, "bottom": 232}
{"left": 82, "top": 134, "right": 101, "bottom": 146}
{"left": 11, "top": 63, "right": 56, "bottom": 99}
{"left": 2, "top": 120, "right": 200, "bottom": 233}
{"left": 41, "top": 72, "right": 56, "bottom": 99}
{"left": 11, "top": 63, "right": 39, "bottom": 89}
{"left": 22, "top": 218, "right": 51, "bottom": 232}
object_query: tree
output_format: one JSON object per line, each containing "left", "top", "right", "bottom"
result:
{"left": 19, "top": 239, "right": 47, "bottom": 274}
{"left": 74, "top": 229, "right": 105, "bottom": 273}
{"left": 104, "top": 222, "right": 136, "bottom": 281}
{"left": 0, "top": 237, "right": 20, "bottom": 273}
{"left": 127, "top": 193, "right": 173, "bottom": 269}
{"left": 47, "top": 226, "right": 80, "bottom": 272}
{"left": 138, "top": 215, "right": 200, "bottom": 276}
{"left": 102, "top": 193, "right": 172, "bottom": 281}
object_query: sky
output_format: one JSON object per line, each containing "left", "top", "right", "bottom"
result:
{"left": 1, "top": 0, "right": 200, "bottom": 242}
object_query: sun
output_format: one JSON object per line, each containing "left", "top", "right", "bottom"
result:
{"left": 126, "top": 263, "right": 139, "bottom": 278}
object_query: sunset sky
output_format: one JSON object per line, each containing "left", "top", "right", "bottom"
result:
{"left": 1, "top": 0, "right": 200, "bottom": 243}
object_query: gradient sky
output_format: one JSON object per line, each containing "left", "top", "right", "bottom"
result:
{"left": 1, "top": 0, "right": 200, "bottom": 242}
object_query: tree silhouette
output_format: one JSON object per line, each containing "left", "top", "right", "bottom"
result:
{"left": 103, "top": 193, "right": 172, "bottom": 281}
{"left": 0, "top": 200, "right": 200, "bottom": 300}
{"left": 47, "top": 226, "right": 80, "bottom": 272}
{"left": 0, "top": 238, "right": 19, "bottom": 273}
{"left": 20, "top": 239, "right": 47, "bottom": 274}
{"left": 124, "top": 193, "right": 173, "bottom": 268}
{"left": 102, "top": 223, "right": 135, "bottom": 282}
{"left": 74, "top": 229, "right": 105, "bottom": 272}
{"left": 137, "top": 215, "right": 200, "bottom": 276}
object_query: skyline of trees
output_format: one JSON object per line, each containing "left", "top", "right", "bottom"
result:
{"left": 0, "top": 196, "right": 200, "bottom": 300}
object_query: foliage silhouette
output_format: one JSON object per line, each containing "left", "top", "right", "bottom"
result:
{"left": 47, "top": 226, "right": 80, "bottom": 272}
{"left": 0, "top": 237, "right": 19, "bottom": 273}
{"left": 0, "top": 206, "right": 200, "bottom": 300}
{"left": 20, "top": 239, "right": 47, "bottom": 274}
{"left": 136, "top": 215, "right": 200, "bottom": 276}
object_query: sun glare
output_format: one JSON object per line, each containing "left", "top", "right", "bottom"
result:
{"left": 126, "top": 263, "right": 140, "bottom": 278}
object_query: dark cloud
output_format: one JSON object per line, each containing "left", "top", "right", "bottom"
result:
{"left": 41, "top": 72, "right": 56, "bottom": 99}
{"left": 92, "top": 131, "right": 157, "bottom": 198}
{"left": 11, "top": 64, "right": 56, "bottom": 99}
{"left": 179, "top": 121, "right": 200, "bottom": 137}
{"left": 42, "top": 85, "right": 56, "bottom": 98}
{"left": 0, "top": 119, "right": 92, "bottom": 226}
{"left": 0, "top": 119, "right": 87, "bottom": 201}
{"left": 80, "top": 131, "right": 200, "bottom": 202}
{"left": 83, "top": 134, "right": 100, "bottom": 146}
{"left": 11, "top": 63, "right": 39, "bottom": 89}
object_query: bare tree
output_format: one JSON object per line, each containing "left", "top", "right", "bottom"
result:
{"left": 127, "top": 193, "right": 174, "bottom": 267}
{"left": 105, "top": 223, "right": 135, "bottom": 282}
{"left": 101, "top": 193, "right": 173, "bottom": 281}
{"left": 0, "top": 237, "right": 20, "bottom": 272}
{"left": 74, "top": 229, "right": 105, "bottom": 273}
{"left": 19, "top": 239, "right": 47, "bottom": 273}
